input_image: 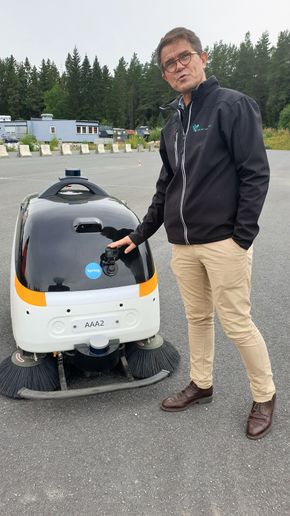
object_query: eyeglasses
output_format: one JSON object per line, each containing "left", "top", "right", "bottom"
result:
{"left": 162, "top": 51, "right": 199, "bottom": 73}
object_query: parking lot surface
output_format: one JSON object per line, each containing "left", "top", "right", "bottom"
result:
{"left": 0, "top": 150, "right": 289, "bottom": 515}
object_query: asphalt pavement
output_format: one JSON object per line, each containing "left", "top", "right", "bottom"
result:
{"left": 0, "top": 150, "right": 289, "bottom": 516}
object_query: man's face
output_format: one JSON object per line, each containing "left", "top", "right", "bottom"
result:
{"left": 160, "top": 38, "right": 208, "bottom": 100}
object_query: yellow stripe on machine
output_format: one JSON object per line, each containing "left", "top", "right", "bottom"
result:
{"left": 15, "top": 275, "right": 47, "bottom": 306}
{"left": 14, "top": 271, "right": 157, "bottom": 307}
{"left": 139, "top": 271, "right": 158, "bottom": 297}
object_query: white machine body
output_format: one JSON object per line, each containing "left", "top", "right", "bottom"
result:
{"left": 10, "top": 175, "right": 160, "bottom": 354}
{"left": 11, "top": 262, "right": 160, "bottom": 353}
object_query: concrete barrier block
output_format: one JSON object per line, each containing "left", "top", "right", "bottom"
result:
{"left": 137, "top": 144, "right": 144, "bottom": 152}
{"left": 80, "top": 143, "right": 90, "bottom": 154}
{"left": 18, "top": 144, "right": 32, "bottom": 157}
{"left": 96, "top": 144, "right": 105, "bottom": 153}
{"left": 0, "top": 144, "right": 8, "bottom": 158}
{"left": 112, "top": 143, "right": 119, "bottom": 153}
{"left": 61, "top": 143, "right": 72, "bottom": 155}
{"left": 125, "top": 144, "right": 132, "bottom": 153}
{"left": 148, "top": 142, "right": 155, "bottom": 152}
{"left": 40, "top": 144, "right": 52, "bottom": 156}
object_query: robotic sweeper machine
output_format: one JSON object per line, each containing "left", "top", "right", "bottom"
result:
{"left": 0, "top": 169, "right": 179, "bottom": 399}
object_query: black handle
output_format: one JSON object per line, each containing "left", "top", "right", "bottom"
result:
{"left": 73, "top": 217, "right": 103, "bottom": 233}
{"left": 38, "top": 177, "right": 107, "bottom": 199}
{"left": 101, "top": 247, "right": 120, "bottom": 276}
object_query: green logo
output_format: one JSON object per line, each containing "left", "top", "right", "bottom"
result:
{"left": 192, "top": 123, "right": 212, "bottom": 133}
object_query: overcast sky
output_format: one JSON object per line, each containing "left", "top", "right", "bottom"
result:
{"left": 1, "top": 0, "right": 289, "bottom": 72}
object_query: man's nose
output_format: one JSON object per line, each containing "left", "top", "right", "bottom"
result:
{"left": 176, "top": 59, "right": 186, "bottom": 71}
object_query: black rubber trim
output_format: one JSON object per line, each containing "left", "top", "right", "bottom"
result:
{"left": 17, "top": 370, "right": 170, "bottom": 400}
{"left": 38, "top": 177, "right": 107, "bottom": 198}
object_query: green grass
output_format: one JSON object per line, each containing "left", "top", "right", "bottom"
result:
{"left": 263, "top": 128, "right": 290, "bottom": 150}
{"left": 127, "top": 135, "right": 146, "bottom": 149}
{"left": 19, "top": 133, "right": 37, "bottom": 151}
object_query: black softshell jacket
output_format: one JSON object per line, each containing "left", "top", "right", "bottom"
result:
{"left": 130, "top": 76, "right": 270, "bottom": 250}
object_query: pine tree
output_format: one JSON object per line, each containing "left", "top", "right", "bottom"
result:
{"left": 0, "top": 59, "right": 6, "bottom": 113}
{"left": 65, "top": 47, "right": 82, "bottom": 118}
{"left": 206, "top": 42, "right": 238, "bottom": 88}
{"left": 38, "top": 59, "right": 60, "bottom": 113}
{"left": 253, "top": 32, "right": 271, "bottom": 124}
{"left": 100, "top": 65, "right": 113, "bottom": 124}
{"left": 267, "top": 30, "right": 290, "bottom": 126}
{"left": 43, "top": 83, "right": 67, "bottom": 119}
{"left": 39, "top": 59, "right": 59, "bottom": 93}
{"left": 91, "top": 57, "right": 103, "bottom": 120}
{"left": 110, "top": 57, "right": 128, "bottom": 127}
{"left": 4, "top": 56, "right": 21, "bottom": 119}
{"left": 127, "top": 53, "right": 143, "bottom": 128}
{"left": 231, "top": 32, "right": 255, "bottom": 97}
{"left": 139, "top": 57, "right": 172, "bottom": 126}
{"left": 79, "top": 55, "right": 93, "bottom": 119}
{"left": 27, "top": 66, "right": 42, "bottom": 117}
{"left": 16, "top": 58, "right": 33, "bottom": 119}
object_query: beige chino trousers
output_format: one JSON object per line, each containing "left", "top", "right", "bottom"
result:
{"left": 171, "top": 238, "right": 275, "bottom": 402}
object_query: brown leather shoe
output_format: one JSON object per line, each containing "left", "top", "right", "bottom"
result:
{"left": 161, "top": 381, "right": 213, "bottom": 412}
{"left": 246, "top": 393, "right": 276, "bottom": 440}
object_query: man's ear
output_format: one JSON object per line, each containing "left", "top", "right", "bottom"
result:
{"left": 162, "top": 71, "right": 168, "bottom": 83}
{"left": 201, "top": 51, "right": 208, "bottom": 68}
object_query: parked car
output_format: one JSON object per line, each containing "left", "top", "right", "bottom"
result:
{"left": 98, "top": 126, "right": 113, "bottom": 138}
{"left": 113, "top": 128, "right": 128, "bottom": 142}
{"left": 135, "top": 126, "right": 150, "bottom": 140}
{"left": 1, "top": 134, "right": 19, "bottom": 143}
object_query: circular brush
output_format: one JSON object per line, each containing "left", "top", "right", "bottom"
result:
{"left": 125, "top": 335, "right": 180, "bottom": 379}
{"left": 0, "top": 350, "right": 59, "bottom": 399}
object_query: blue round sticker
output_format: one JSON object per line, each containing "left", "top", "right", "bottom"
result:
{"left": 85, "top": 262, "right": 102, "bottom": 279}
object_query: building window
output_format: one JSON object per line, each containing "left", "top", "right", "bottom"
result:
{"left": 88, "top": 126, "right": 98, "bottom": 134}
{"left": 76, "top": 126, "right": 87, "bottom": 134}
{"left": 5, "top": 126, "right": 16, "bottom": 133}
{"left": 50, "top": 126, "right": 56, "bottom": 134}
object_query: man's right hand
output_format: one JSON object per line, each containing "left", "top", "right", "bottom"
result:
{"left": 108, "top": 235, "right": 137, "bottom": 254}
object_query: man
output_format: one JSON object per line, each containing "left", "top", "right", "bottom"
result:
{"left": 109, "top": 27, "right": 276, "bottom": 440}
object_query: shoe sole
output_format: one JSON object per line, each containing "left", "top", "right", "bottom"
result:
{"left": 160, "top": 396, "right": 213, "bottom": 412}
{"left": 246, "top": 423, "right": 272, "bottom": 440}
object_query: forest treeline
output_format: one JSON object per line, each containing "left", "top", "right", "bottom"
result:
{"left": 0, "top": 30, "right": 290, "bottom": 129}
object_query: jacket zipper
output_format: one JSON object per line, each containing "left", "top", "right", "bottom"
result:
{"left": 174, "top": 129, "right": 178, "bottom": 166}
{"left": 178, "top": 103, "right": 192, "bottom": 245}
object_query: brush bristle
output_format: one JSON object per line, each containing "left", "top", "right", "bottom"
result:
{"left": 125, "top": 341, "right": 180, "bottom": 379}
{"left": 0, "top": 355, "right": 60, "bottom": 399}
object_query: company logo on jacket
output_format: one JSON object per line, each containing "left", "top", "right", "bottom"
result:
{"left": 192, "top": 123, "right": 212, "bottom": 133}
